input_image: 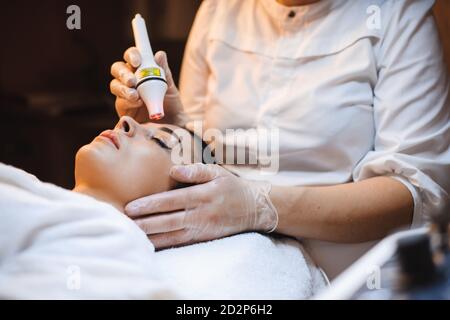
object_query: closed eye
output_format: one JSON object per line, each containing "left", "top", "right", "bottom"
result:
{"left": 151, "top": 137, "right": 170, "bottom": 149}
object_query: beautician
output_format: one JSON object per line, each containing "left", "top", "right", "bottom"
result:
{"left": 110, "top": 0, "right": 450, "bottom": 278}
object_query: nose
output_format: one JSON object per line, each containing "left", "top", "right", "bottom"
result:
{"left": 117, "top": 116, "right": 138, "bottom": 137}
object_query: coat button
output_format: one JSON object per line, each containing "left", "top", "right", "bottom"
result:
{"left": 288, "top": 11, "right": 296, "bottom": 18}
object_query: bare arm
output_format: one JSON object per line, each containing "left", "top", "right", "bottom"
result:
{"left": 271, "top": 176, "right": 413, "bottom": 243}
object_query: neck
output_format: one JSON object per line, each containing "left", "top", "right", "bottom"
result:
{"left": 276, "top": 0, "right": 320, "bottom": 6}
{"left": 73, "top": 184, "right": 124, "bottom": 213}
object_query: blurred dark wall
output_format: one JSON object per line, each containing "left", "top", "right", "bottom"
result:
{"left": 0, "top": 0, "right": 201, "bottom": 93}
{"left": 2, "top": 1, "right": 128, "bottom": 94}
{"left": 434, "top": 0, "right": 450, "bottom": 74}
{"left": 0, "top": 0, "right": 200, "bottom": 188}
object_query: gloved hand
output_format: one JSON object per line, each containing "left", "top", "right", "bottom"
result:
{"left": 110, "top": 48, "right": 186, "bottom": 126}
{"left": 125, "top": 163, "right": 279, "bottom": 249}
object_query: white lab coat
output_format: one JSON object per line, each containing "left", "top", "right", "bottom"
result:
{"left": 179, "top": 0, "right": 450, "bottom": 278}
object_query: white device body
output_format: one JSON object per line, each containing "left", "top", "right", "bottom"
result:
{"left": 132, "top": 14, "right": 167, "bottom": 120}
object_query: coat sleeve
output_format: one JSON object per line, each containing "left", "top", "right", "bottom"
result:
{"left": 353, "top": 0, "right": 450, "bottom": 227}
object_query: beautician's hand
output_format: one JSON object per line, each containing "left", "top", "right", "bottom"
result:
{"left": 125, "top": 164, "right": 279, "bottom": 249}
{"left": 110, "top": 48, "right": 187, "bottom": 126}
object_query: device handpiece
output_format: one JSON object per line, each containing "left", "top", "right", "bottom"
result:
{"left": 132, "top": 14, "right": 167, "bottom": 120}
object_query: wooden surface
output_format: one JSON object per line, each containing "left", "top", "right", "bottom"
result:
{"left": 434, "top": 0, "right": 450, "bottom": 74}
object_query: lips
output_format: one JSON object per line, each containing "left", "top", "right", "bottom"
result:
{"left": 99, "top": 130, "right": 120, "bottom": 149}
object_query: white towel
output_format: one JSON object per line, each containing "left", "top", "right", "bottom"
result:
{"left": 156, "top": 233, "right": 327, "bottom": 299}
{"left": 0, "top": 163, "right": 326, "bottom": 299}
{"left": 0, "top": 163, "right": 174, "bottom": 299}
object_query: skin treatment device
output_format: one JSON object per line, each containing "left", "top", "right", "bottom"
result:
{"left": 132, "top": 14, "right": 167, "bottom": 120}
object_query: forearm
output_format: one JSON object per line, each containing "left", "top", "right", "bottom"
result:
{"left": 270, "top": 176, "right": 414, "bottom": 243}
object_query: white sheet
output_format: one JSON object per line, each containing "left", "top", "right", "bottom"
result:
{"left": 0, "top": 163, "right": 326, "bottom": 299}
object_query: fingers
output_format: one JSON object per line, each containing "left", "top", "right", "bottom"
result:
{"left": 154, "top": 51, "right": 178, "bottom": 95}
{"left": 124, "top": 47, "right": 141, "bottom": 68}
{"left": 134, "top": 211, "right": 186, "bottom": 235}
{"left": 115, "top": 97, "right": 144, "bottom": 112}
{"left": 125, "top": 184, "right": 206, "bottom": 217}
{"left": 110, "top": 61, "right": 137, "bottom": 87}
{"left": 154, "top": 51, "right": 171, "bottom": 82}
{"left": 169, "top": 163, "right": 222, "bottom": 184}
{"left": 110, "top": 60, "right": 139, "bottom": 101}
{"left": 148, "top": 229, "right": 192, "bottom": 249}
{"left": 110, "top": 79, "right": 140, "bottom": 101}
{"left": 115, "top": 97, "right": 146, "bottom": 120}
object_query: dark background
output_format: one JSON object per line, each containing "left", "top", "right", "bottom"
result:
{"left": 0, "top": 0, "right": 449, "bottom": 189}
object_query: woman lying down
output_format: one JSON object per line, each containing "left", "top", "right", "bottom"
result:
{"left": 0, "top": 116, "right": 327, "bottom": 299}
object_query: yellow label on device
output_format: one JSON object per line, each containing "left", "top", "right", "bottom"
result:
{"left": 139, "top": 67, "right": 161, "bottom": 78}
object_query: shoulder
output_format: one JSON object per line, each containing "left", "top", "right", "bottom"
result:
{"left": 199, "top": 0, "right": 257, "bottom": 20}
{"left": 341, "top": 0, "right": 438, "bottom": 56}
{"left": 379, "top": 0, "right": 435, "bottom": 13}
{"left": 376, "top": 0, "right": 438, "bottom": 52}
{"left": 197, "top": 0, "right": 241, "bottom": 15}
{"left": 379, "top": 0, "right": 435, "bottom": 29}
{"left": 201, "top": 0, "right": 250, "bottom": 10}
{"left": 341, "top": 0, "right": 435, "bottom": 25}
{"left": 350, "top": 0, "right": 434, "bottom": 12}
{"left": 193, "top": 0, "right": 244, "bottom": 27}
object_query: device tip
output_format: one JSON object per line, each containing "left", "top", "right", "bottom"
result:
{"left": 135, "top": 14, "right": 142, "bottom": 19}
{"left": 149, "top": 113, "right": 164, "bottom": 121}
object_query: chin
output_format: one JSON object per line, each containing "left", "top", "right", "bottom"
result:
{"left": 74, "top": 143, "right": 117, "bottom": 188}
{"left": 76, "top": 144, "right": 102, "bottom": 167}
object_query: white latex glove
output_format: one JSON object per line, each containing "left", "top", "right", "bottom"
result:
{"left": 110, "top": 48, "right": 186, "bottom": 126}
{"left": 125, "top": 164, "right": 279, "bottom": 249}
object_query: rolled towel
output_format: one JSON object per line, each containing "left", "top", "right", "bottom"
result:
{"left": 155, "top": 232, "right": 328, "bottom": 299}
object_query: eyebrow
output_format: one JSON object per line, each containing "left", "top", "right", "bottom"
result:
{"left": 159, "top": 126, "right": 181, "bottom": 143}
{"left": 159, "top": 126, "right": 174, "bottom": 135}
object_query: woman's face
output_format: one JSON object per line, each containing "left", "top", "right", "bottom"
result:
{"left": 75, "top": 116, "right": 189, "bottom": 206}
